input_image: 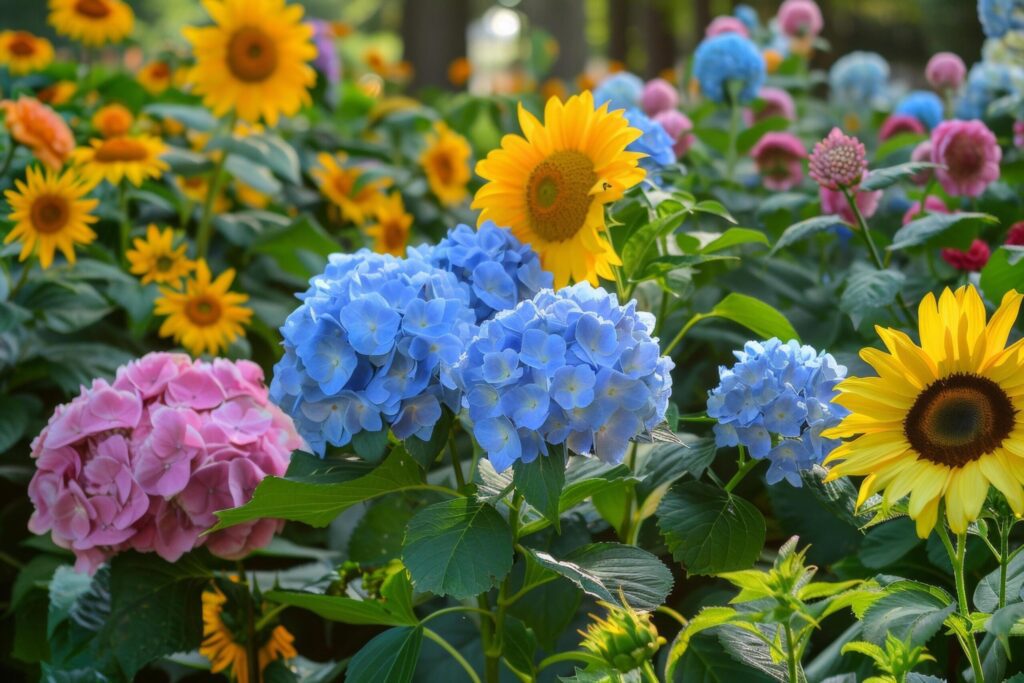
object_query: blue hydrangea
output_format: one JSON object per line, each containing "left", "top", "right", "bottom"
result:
{"left": 623, "top": 108, "right": 676, "bottom": 174}
{"left": 894, "top": 91, "right": 944, "bottom": 130}
{"left": 455, "top": 283, "right": 674, "bottom": 471}
{"left": 978, "top": 0, "right": 1024, "bottom": 37}
{"left": 593, "top": 72, "right": 644, "bottom": 111}
{"left": 829, "top": 52, "right": 890, "bottom": 108}
{"left": 409, "top": 222, "right": 552, "bottom": 324}
{"left": 734, "top": 4, "right": 760, "bottom": 32}
{"left": 269, "top": 251, "right": 477, "bottom": 455}
{"left": 956, "top": 60, "right": 1024, "bottom": 118}
{"left": 692, "top": 33, "right": 766, "bottom": 104}
{"left": 706, "top": 338, "right": 849, "bottom": 487}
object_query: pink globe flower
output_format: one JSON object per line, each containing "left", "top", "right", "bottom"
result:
{"left": 819, "top": 172, "right": 882, "bottom": 224}
{"left": 909, "top": 140, "right": 934, "bottom": 185}
{"left": 744, "top": 87, "right": 797, "bottom": 126}
{"left": 653, "top": 110, "right": 694, "bottom": 156}
{"left": 751, "top": 132, "right": 807, "bottom": 190}
{"left": 925, "top": 52, "right": 967, "bottom": 91}
{"left": 777, "top": 0, "right": 824, "bottom": 38}
{"left": 809, "top": 127, "right": 868, "bottom": 190}
{"left": 1005, "top": 221, "right": 1024, "bottom": 246}
{"left": 930, "top": 119, "right": 1001, "bottom": 197}
{"left": 27, "top": 352, "right": 303, "bottom": 573}
{"left": 879, "top": 114, "right": 926, "bottom": 141}
{"left": 706, "top": 16, "right": 750, "bottom": 38}
{"left": 942, "top": 239, "right": 991, "bottom": 271}
{"left": 901, "top": 196, "right": 949, "bottom": 225}
{"left": 1015, "top": 121, "right": 1024, "bottom": 149}
{"left": 641, "top": 78, "right": 680, "bottom": 117}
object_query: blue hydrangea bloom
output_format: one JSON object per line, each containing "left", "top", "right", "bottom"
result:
{"left": 270, "top": 251, "right": 477, "bottom": 455}
{"left": 734, "top": 4, "right": 760, "bottom": 32}
{"left": 409, "top": 222, "right": 552, "bottom": 324}
{"left": 707, "top": 338, "right": 849, "bottom": 487}
{"left": 978, "top": 0, "right": 1024, "bottom": 37}
{"left": 829, "top": 52, "right": 890, "bottom": 107}
{"left": 455, "top": 283, "right": 674, "bottom": 471}
{"left": 593, "top": 72, "right": 644, "bottom": 111}
{"left": 693, "top": 33, "right": 766, "bottom": 104}
{"left": 623, "top": 108, "right": 676, "bottom": 174}
{"left": 956, "top": 60, "right": 1024, "bottom": 118}
{"left": 894, "top": 91, "right": 944, "bottom": 130}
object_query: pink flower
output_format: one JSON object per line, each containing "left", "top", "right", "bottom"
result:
{"left": 1005, "top": 221, "right": 1024, "bottom": 246}
{"left": 879, "top": 114, "right": 926, "bottom": 141}
{"left": 653, "top": 110, "right": 694, "bottom": 156}
{"left": 901, "top": 196, "right": 949, "bottom": 225}
{"left": 942, "top": 239, "right": 991, "bottom": 271}
{"left": 910, "top": 140, "right": 934, "bottom": 185}
{"left": 751, "top": 132, "right": 807, "bottom": 190}
{"left": 1015, "top": 121, "right": 1024, "bottom": 149}
{"left": 930, "top": 119, "right": 1001, "bottom": 197}
{"left": 809, "top": 128, "right": 867, "bottom": 190}
{"left": 777, "top": 0, "right": 824, "bottom": 38}
{"left": 755, "top": 87, "right": 796, "bottom": 122}
{"left": 706, "top": 16, "right": 749, "bottom": 38}
{"left": 925, "top": 52, "right": 966, "bottom": 91}
{"left": 640, "top": 78, "right": 679, "bottom": 117}
{"left": 819, "top": 173, "right": 882, "bottom": 224}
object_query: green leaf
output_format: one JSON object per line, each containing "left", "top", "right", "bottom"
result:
{"left": 502, "top": 616, "right": 538, "bottom": 677}
{"left": 693, "top": 199, "right": 737, "bottom": 224}
{"left": 346, "top": 626, "right": 422, "bottom": 683}
{"left": 558, "top": 459, "right": 633, "bottom": 515}
{"left": 225, "top": 155, "right": 281, "bottom": 195}
{"left": 351, "top": 429, "right": 389, "bottom": 463}
{"left": 250, "top": 215, "right": 339, "bottom": 278}
{"left": 859, "top": 518, "right": 921, "bottom": 569}
{"left": 348, "top": 496, "right": 421, "bottom": 564}
{"left": 20, "top": 280, "right": 111, "bottom": 333}
{"left": 693, "top": 293, "right": 800, "bottom": 343}
{"left": 0, "top": 299, "right": 31, "bottom": 333}
{"left": 514, "top": 448, "right": 566, "bottom": 530}
{"left": 771, "top": 215, "right": 847, "bottom": 255}
{"left": 986, "top": 603, "right": 1024, "bottom": 656}
{"left": 888, "top": 212, "right": 998, "bottom": 251}
{"left": 524, "top": 542, "right": 673, "bottom": 611}
{"left": 664, "top": 606, "right": 742, "bottom": 679}
{"left": 143, "top": 104, "right": 217, "bottom": 132}
{"left": 697, "top": 227, "right": 770, "bottom": 254}
{"left": 47, "top": 566, "right": 93, "bottom": 638}
{"left": 860, "top": 162, "right": 939, "bottom": 191}
{"left": 402, "top": 498, "right": 513, "bottom": 599}
{"left": 404, "top": 409, "right": 453, "bottom": 469}
{"left": 840, "top": 267, "right": 906, "bottom": 327}
{"left": 657, "top": 481, "right": 766, "bottom": 575}
{"left": 0, "top": 395, "right": 30, "bottom": 453}
{"left": 634, "top": 254, "right": 737, "bottom": 281}
{"left": 264, "top": 589, "right": 416, "bottom": 627}
{"left": 670, "top": 634, "right": 772, "bottom": 682}
{"left": 980, "top": 246, "right": 1024, "bottom": 303}
{"left": 621, "top": 209, "right": 689, "bottom": 280}
{"left": 975, "top": 550, "right": 1024, "bottom": 612}
{"left": 861, "top": 584, "right": 955, "bottom": 646}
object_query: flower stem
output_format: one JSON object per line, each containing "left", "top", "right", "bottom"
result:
{"left": 195, "top": 114, "right": 236, "bottom": 260}
{"left": 785, "top": 623, "right": 799, "bottom": 683}
{"left": 424, "top": 628, "right": 482, "bottom": 683}
{"left": 937, "top": 525, "right": 985, "bottom": 683}
{"left": 725, "top": 98, "right": 743, "bottom": 181}
{"left": 449, "top": 428, "right": 466, "bottom": 490}
{"left": 724, "top": 447, "right": 758, "bottom": 493}
{"left": 999, "top": 519, "right": 1012, "bottom": 609}
{"left": 0, "top": 134, "right": 16, "bottom": 179}
{"left": 118, "top": 181, "right": 132, "bottom": 267}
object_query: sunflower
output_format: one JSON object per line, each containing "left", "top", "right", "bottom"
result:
{"left": 4, "top": 166, "right": 98, "bottom": 269}
{"left": 420, "top": 122, "right": 471, "bottom": 207}
{"left": 201, "top": 586, "right": 296, "bottom": 683}
{"left": 365, "top": 193, "right": 413, "bottom": 256}
{"left": 37, "top": 81, "right": 76, "bottom": 107}
{"left": 312, "top": 152, "right": 389, "bottom": 224}
{"left": 91, "top": 103, "right": 134, "bottom": 138}
{"left": 48, "top": 0, "right": 134, "bottom": 47}
{"left": 155, "top": 260, "right": 252, "bottom": 356}
{"left": 825, "top": 286, "right": 1024, "bottom": 538}
{"left": 137, "top": 60, "right": 172, "bottom": 95}
{"left": 0, "top": 31, "right": 55, "bottom": 75}
{"left": 234, "top": 180, "right": 270, "bottom": 209}
{"left": 175, "top": 175, "right": 230, "bottom": 213}
{"left": 72, "top": 135, "right": 168, "bottom": 187}
{"left": 183, "top": 0, "right": 316, "bottom": 126}
{"left": 473, "top": 91, "right": 645, "bottom": 287}
{"left": 126, "top": 225, "right": 194, "bottom": 285}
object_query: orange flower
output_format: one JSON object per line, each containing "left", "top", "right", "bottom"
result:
{"left": 37, "top": 81, "right": 77, "bottom": 107}
{"left": 92, "top": 103, "right": 134, "bottom": 137}
{"left": 1, "top": 97, "right": 74, "bottom": 170}
{"left": 763, "top": 49, "right": 784, "bottom": 74}
{"left": 540, "top": 78, "right": 567, "bottom": 103}
{"left": 448, "top": 57, "right": 471, "bottom": 87}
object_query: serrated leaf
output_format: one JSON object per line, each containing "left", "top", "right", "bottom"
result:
{"left": 986, "top": 603, "right": 1024, "bottom": 656}
{"left": 860, "top": 162, "right": 939, "bottom": 191}
{"left": 346, "top": 626, "right": 422, "bottom": 683}
{"left": 693, "top": 199, "right": 737, "bottom": 223}
{"left": 980, "top": 246, "right": 1024, "bottom": 303}
{"left": 771, "top": 215, "right": 848, "bottom": 255}
{"left": 888, "top": 212, "right": 998, "bottom": 251}
{"left": 264, "top": 589, "right": 416, "bottom": 627}
{"left": 249, "top": 215, "right": 339, "bottom": 278}
{"left": 840, "top": 267, "right": 906, "bottom": 327}
{"left": 513, "top": 447, "right": 566, "bottom": 531}
{"left": 861, "top": 585, "right": 955, "bottom": 646}
{"left": 859, "top": 518, "right": 921, "bottom": 569}
{"left": 975, "top": 550, "right": 1024, "bottom": 612}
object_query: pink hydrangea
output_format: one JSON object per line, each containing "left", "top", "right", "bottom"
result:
{"left": 925, "top": 52, "right": 966, "bottom": 91}
{"left": 879, "top": 114, "right": 926, "bottom": 141}
{"left": 27, "top": 353, "right": 303, "bottom": 573}
{"left": 901, "top": 196, "right": 949, "bottom": 225}
{"left": 744, "top": 87, "right": 797, "bottom": 126}
{"left": 930, "top": 119, "right": 1001, "bottom": 197}
{"left": 706, "top": 16, "right": 749, "bottom": 38}
{"left": 819, "top": 172, "right": 882, "bottom": 224}
{"left": 641, "top": 78, "right": 680, "bottom": 117}
{"left": 1015, "top": 121, "right": 1024, "bottom": 148}
{"left": 653, "top": 110, "right": 694, "bottom": 156}
{"left": 751, "top": 132, "right": 807, "bottom": 191}
{"left": 1005, "top": 221, "right": 1024, "bottom": 246}
{"left": 942, "top": 240, "right": 991, "bottom": 271}
{"left": 910, "top": 140, "right": 934, "bottom": 185}
{"left": 777, "top": 0, "right": 824, "bottom": 38}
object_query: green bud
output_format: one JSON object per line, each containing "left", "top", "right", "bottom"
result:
{"left": 579, "top": 602, "right": 666, "bottom": 673}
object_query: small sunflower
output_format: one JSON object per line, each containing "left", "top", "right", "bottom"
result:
{"left": 48, "top": 0, "right": 134, "bottom": 47}
{"left": 365, "top": 193, "right": 413, "bottom": 256}
{"left": 91, "top": 103, "right": 134, "bottom": 138}
{"left": 312, "top": 152, "right": 389, "bottom": 224}
{"left": 0, "top": 31, "right": 55, "bottom": 75}
{"left": 825, "top": 286, "right": 1024, "bottom": 538}
{"left": 4, "top": 166, "right": 98, "bottom": 269}
{"left": 126, "top": 224, "right": 194, "bottom": 285}
{"left": 420, "top": 122, "right": 472, "bottom": 207}
{"left": 72, "top": 134, "right": 168, "bottom": 187}
{"left": 201, "top": 586, "right": 296, "bottom": 683}
{"left": 473, "top": 91, "right": 645, "bottom": 287}
{"left": 155, "top": 260, "right": 252, "bottom": 356}
{"left": 138, "top": 60, "right": 172, "bottom": 95}
{"left": 183, "top": 0, "right": 317, "bottom": 125}
{"left": 37, "top": 81, "right": 77, "bottom": 107}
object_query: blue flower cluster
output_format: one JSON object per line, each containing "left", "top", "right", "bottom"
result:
{"left": 734, "top": 4, "right": 760, "bottom": 32}
{"left": 270, "top": 251, "right": 477, "bottom": 455}
{"left": 829, "top": 52, "right": 890, "bottom": 107}
{"left": 978, "top": 0, "right": 1024, "bottom": 38}
{"left": 894, "top": 91, "right": 944, "bottom": 130}
{"left": 693, "top": 33, "right": 766, "bottom": 104}
{"left": 409, "top": 222, "right": 552, "bottom": 324}
{"left": 706, "top": 339, "right": 849, "bottom": 487}
{"left": 593, "top": 72, "right": 644, "bottom": 111}
{"left": 624, "top": 108, "right": 676, "bottom": 175}
{"left": 455, "top": 283, "right": 674, "bottom": 472}
{"left": 956, "top": 60, "right": 1024, "bottom": 119}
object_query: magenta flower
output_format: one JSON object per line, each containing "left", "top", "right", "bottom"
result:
{"left": 910, "top": 140, "right": 934, "bottom": 185}
{"left": 901, "top": 196, "right": 949, "bottom": 225}
{"left": 1014, "top": 120, "right": 1024, "bottom": 148}
{"left": 819, "top": 172, "right": 881, "bottom": 224}
{"left": 653, "top": 110, "right": 694, "bottom": 156}
{"left": 930, "top": 119, "right": 1001, "bottom": 197}
{"left": 777, "top": 0, "right": 824, "bottom": 38}
{"left": 754, "top": 87, "right": 796, "bottom": 122}
{"left": 925, "top": 52, "right": 966, "bottom": 91}
{"left": 751, "top": 132, "right": 807, "bottom": 190}
{"left": 879, "top": 114, "right": 926, "bottom": 141}
{"left": 1006, "top": 221, "right": 1024, "bottom": 246}
{"left": 640, "top": 78, "right": 680, "bottom": 117}
{"left": 942, "top": 240, "right": 991, "bottom": 271}
{"left": 809, "top": 127, "right": 868, "bottom": 190}
{"left": 706, "top": 16, "right": 750, "bottom": 38}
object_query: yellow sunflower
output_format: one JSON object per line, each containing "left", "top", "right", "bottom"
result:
{"left": 420, "top": 122, "right": 471, "bottom": 207}
{"left": 0, "top": 31, "right": 54, "bottom": 75}
{"left": 138, "top": 60, "right": 172, "bottom": 95}
{"left": 37, "top": 81, "right": 76, "bottom": 107}
{"left": 91, "top": 103, "right": 134, "bottom": 138}
{"left": 126, "top": 225, "right": 194, "bottom": 285}
{"left": 825, "top": 286, "right": 1024, "bottom": 538}
{"left": 183, "top": 0, "right": 317, "bottom": 126}
{"left": 48, "top": 0, "right": 134, "bottom": 47}
{"left": 175, "top": 175, "right": 230, "bottom": 213}
{"left": 4, "top": 166, "right": 98, "bottom": 269}
{"left": 365, "top": 193, "right": 413, "bottom": 256}
{"left": 472, "top": 91, "right": 645, "bottom": 287}
{"left": 201, "top": 586, "right": 296, "bottom": 683}
{"left": 234, "top": 180, "right": 270, "bottom": 209}
{"left": 72, "top": 135, "right": 168, "bottom": 187}
{"left": 155, "top": 259, "right": 252, "bottom": 356}
{"left": 312, "top": 152, "right": 389, "bottom": 224}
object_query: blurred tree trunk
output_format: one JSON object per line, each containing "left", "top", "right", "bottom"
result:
{"left": 643, "top": 0, "right": 676, "bottom": 77}
{"left": 609, "top": 0, "right": 628, "bottom": 64}
{"left": 522, "top": 0, "right": 587, "bottom": 78}
{"left": 401, "top": 0, "right": 469, "bottom": 90}
{"left": 694, "top": 0, "right": 712, "bottom": 44}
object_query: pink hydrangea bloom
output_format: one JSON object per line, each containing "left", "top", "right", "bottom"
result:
{"left": 879, "top": 114, "right": 926, "bottom": 141}
{"left": 930, "top": 119, "right": 1001, "bottom": 197}
{"left": 653, "top": 110, "right": 694, "bottom": 156}
{"left": 809, "top": 128, "right": 868, "bottom": 190}
{"left": 640, "top": 78, "right": 679, "bottom": 117}
{"left": 925, "top": 52, "right": 967, "bottom": 91}
{"left": 942, "top": 240, "right": 991, "bottom": 271}
{"left": 706, "top": 16, "right": 749, "bottom": 38}
{"left": 1015, "top": 121, "right": 1024, "bottom": 149}
{"left": 756, "top": 87, "right": 797, "bottom": 122}
{"left": 27, "top": 352, "right": 303, "bottom": 573}
{"left": 901, "top": 196, "right": 949, "bottom": 225}
{"left": 751, "top": 132, "right": 807, "bottom": 190}
{"left": 819, "top": 172, "right": 882, "bottom": 224}
{"left": 777, "top": 0, "right": 824, "bottom": 38}
{"left": 1005, "top": 221, "right": 1024, "bottom": 246}
{"left": 910, "top": 140, "right": 934, "bottom": 185}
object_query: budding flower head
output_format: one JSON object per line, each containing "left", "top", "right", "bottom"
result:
{"left": 809, "top": 127, "right": 868, "bottom": 190}
{"left": 579, "top": 601, "right": 666, "bottom": 673}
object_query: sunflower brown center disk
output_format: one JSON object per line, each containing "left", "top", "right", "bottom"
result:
{"left": 431, "top": 153, "right": 455, "bottom": 184}
{"left": 185, "top": 295, "right": 222, "bottom": 326}
{"left": 383, "top": 221, "right": 406, "bottom": 251}
{"left": 155, "top": 255, "right": 175, "bottom": 272}
{"left": 526, "top": 150, "right": 596, "bottom": 242}
{"left": 31, "top": 195, "right": 70, "bottom": 234}
{"left": 9, "top": 33, "right": 37, "bottom": 56}
{"left": 74, "top": 0, "right": 112, "bottom": 19}
{"left": 150, "top": 62, "right": 170, "bottom": 79}
{"left": 904, "top": 372, "right": 1016, "bottom": 468}
{"left": 94, "top": 138, "right": 148, "bottom": 162}
{"left": 226, "top": 26, "right": 279, "bottom": 83}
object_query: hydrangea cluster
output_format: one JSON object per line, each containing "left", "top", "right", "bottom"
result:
{"left": 956, "top": 61, "right": 1024, "bottom": 119}
{"left": 409, "top": 222, "right": 552, "bottom": 324}
{"left": 27, "top": 353, "right": 300, "bottom": 573}
{"left": 734, "top": 4, "right": 760, "bottom": 32}
{"left": 692, "top": 33, "right": 766, "bottom": 105}
{"left": 894, "top": 91, "right": 944, "bottom": 130}
{"left": 640, "top": 78, "right": 679, "bottom": 117}
{"left": 978, "top": 0, "right": 1024, "bottom": 38}
{"left": 624, "top": 108, "right": 676, "bottom": 174}
{"left": 707, "top": 339, "right": 849, "bottom": 487}
{"left": 653, "top": 110, "right": 694, "bottom": 157}
{"left": 706, "top": 15, "right": 750, "bottom": 38}
{"left": 829, "top": 52, "right": 890, "bottom": 107}
{"left": 593, "top": 72, "right": 644, "bottom": 111}
{"left": 455, "top": 283, "right": 674, "bottom": 471}
{"left": 270, "top": 251, "right": 477, "bottom": 455}
{"left": 777, "top": 0, "right": 824, "bottom": 39}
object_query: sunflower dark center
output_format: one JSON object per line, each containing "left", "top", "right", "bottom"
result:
{"left": 94, "top": 137, "right": 148, "bottom": 162}
{"left": 9, "top": 33, "right": 37, "bottom": 56}
{"left": 185, "top": 295, "right": 222, "bottom": 326}
{"left": 155, "top": 255, "right": 175, "bottom": 272}
{"left": 31, "top": 195, "right": 70, "bottom": 234}
{"left": 904, "top": 372, "right": 1016, "bottom": 467}
{"left": 74, "top": 0, "right": 112, "bottom": 19}
{"left": 526, "top": 150, "right": 596, "bottom": 242}
{"left": 383, "top": 220, "right": 406, "bottom": 251}
{"left": 431, "top": 152, "right": 455, "bottom": 184}
{"left": 226, "top": 26, "right": 278, "bottom": 83}
{"left": 150, "top": 62, "right": 170, "bottom": 79}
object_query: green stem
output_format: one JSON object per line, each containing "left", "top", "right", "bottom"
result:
{"left": 536, "top": 651, "right": 608, "bottom": 672}
{"left": 195, "top": 114, "right": 236, "bottom": 260}
{"left": 118, "top": 181, "right": 131, "bottom": 267}
{"left": 9, "top": 259, "right": 32, "bottom": 297}
{"left": 238, "top": 563, "right": 260, "bottom": 683}
{"left": 663, "top": 312, "right": 702, "bottom": 355}
{"left": 621, "top": 442, "right": 641, "bottom": 545}
{"left": 421, "top": 605, "right": 496, "bottom": 625}
{"left": 936, "top": 525, "right": 985, "bottom": 683}
{"left": 0, "top": 135, "right": 16, "bottom": 179}
{"left": 725, "top": 89, "right": 743, "bottom": 181}
{"left": 476, "top": 593, "right": 499, "bottom": 683}
{"left": 785, "top": 623, "right": 799, "bottom": 683}
{"left": 656, "top": 605, "right": 688, "bottom": 627}
{"left": 424, "top": 628, "right": 482, "bottom": 683}
{"left": 254, "top": 603, "right": 287, "bottom": 632}
{"left": 449, "top": 429, "right": 466, "bottom": 490}
{"left": 724, "top": 447, "right": 758, "bottom": 493}
{"left": 641, "top": 661, "right": 660, "bottom": 683}
{"left": 999, "top": 519, "right": 1011, "bottom": 610}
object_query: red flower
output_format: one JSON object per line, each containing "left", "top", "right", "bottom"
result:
{"left": 1006, "top": 221, "right": 1024, "bottom": 246}
{"left": 941, "top": 239, "right": 991, "bottom": 272}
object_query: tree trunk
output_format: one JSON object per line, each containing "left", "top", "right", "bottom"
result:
{"left": 644, "top": 0, "right": 676, "bottom": 78}
{"left": 609, "top": 0, "right": 629, "bottom": 64}
{"left": 521, "top": 0, "right": 587, "bottom": 79}
{"left": 401, "top": 0, "right": 469, "bottom": 91}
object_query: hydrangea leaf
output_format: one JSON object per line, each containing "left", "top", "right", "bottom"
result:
{"left": 513, "top": 447, "right": 567, "bottom": 531}
{"left": 346, "top": 626, "right": 423, "bottom": 683}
